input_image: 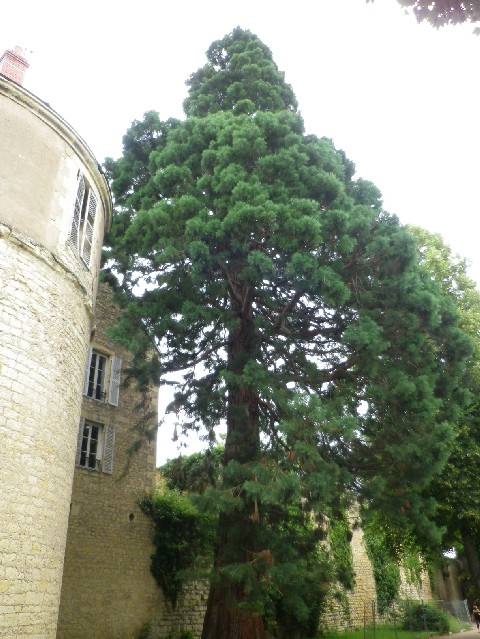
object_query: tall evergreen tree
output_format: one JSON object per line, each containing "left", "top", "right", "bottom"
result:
{"left": 104, "top": 28, "right": 471, "bottom": 639}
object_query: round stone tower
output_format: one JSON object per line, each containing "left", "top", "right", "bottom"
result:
{"left": 0, "top": 73, "right": 112, "bottom": 638}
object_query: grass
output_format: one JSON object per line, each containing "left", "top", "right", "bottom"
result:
{"left": 449, "top": 617, "right": 472, "bottom": 633}
{"left": 320, "top": 618, "right": 472, "bottom": 639}
{"left": 321, "top": 627, "right": 432, "bottom": 639}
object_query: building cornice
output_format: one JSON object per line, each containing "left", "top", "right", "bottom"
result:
{"left": 0, "top": 75, "right": 112, "bottom": 231}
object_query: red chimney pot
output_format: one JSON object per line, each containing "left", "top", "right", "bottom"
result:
{"left": 0, "top": 46, "right": 30, "bottom": 85}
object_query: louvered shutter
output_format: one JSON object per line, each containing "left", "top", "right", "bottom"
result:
{"left": 108, "top": 356, "right": 122, "bottom": 406}
{"left": 83, "top": 348, "right": 92, "bottom": 396}
{"left": 102, "top": 425, "right": 115, "bottom": 474}
{"left": 81, "top": 190, "right": 98, "bottom": 267}
{"left": 70, "top": 175, "right": 85, "bottom": 250}
{"left": 75, "top": 417, "right": 85, "bottom": 466}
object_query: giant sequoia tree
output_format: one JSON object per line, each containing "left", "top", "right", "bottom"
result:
{"left": 104, "top": 28, "right": 470, "bottom": 639}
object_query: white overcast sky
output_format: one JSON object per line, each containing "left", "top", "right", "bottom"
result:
{"left": 2, "top": 0, "right": 479, "bottom": 462}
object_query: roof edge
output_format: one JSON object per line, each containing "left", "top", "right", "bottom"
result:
{"left": 0, "top": 74, "right": 112, "bottom": 231}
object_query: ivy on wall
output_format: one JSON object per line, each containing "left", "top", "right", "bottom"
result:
{"left": 362, "top": 514, "right": 401, "bottom": 613}
{"left": 139, "top": 490, "right": 215, "bottom": 607}
{"left": 329, "top": 516, "right": 356, "bottom": 591}
{"left": 402, "top": 545, "right": 424, "bottom": 587}
{"left": 362, "top": 506, "right": 433, "bottom": 613}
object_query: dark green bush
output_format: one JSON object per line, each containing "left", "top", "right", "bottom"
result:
{"left": 159, "top": 447, "right": 224, "bottom": 492}
{"left": 400, "top": 601, "right": 450, "bottom": 633}
{"left": 140, "top": 490, "right": 215, "bottom": 607}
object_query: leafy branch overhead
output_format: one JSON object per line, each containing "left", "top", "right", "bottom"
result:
{"left": 367, "top": 0, "right": 480, "bottom": 28}
{"left": 397, "top": 0, "right": 480, "bottom": 27}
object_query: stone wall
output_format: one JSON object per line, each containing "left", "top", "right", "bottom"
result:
{"left": 322, "top": 515, "right": 433, "bottom": 631}
{"left": 434, "top": 560, "right": 464, "bottom": 602}
{"left": 0, "top": 76, "right": 110, "bottom": 639}
{"left": 0, "top": 227, "right": 92, "bottom": 639}
{"left": 145, "top": 510, "right": 435, "bottom": 638}
{"left": 151, "top": 582, "right": 210, "bottom": 639}
{"left": 399, "top": 566, "right": 432, "bottom": 601}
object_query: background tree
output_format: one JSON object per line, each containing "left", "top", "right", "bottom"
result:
{"left": 104, "top": 28, "right": 471, "bottom": 639}
{"left": 408, "top": 226, "right": 480, "bottom": 600}
{"left": 396, "top": 0, "right": 480, "bottom": 27}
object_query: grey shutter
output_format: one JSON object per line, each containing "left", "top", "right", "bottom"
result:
{"left": 108, "top": 356, "right": 122, "bottom": 406}
{"left": 75, "top": 417, "right": 85, "bottom": 466}
{"left": 102, "top": 425, "right": 115, "bottom": 474}
{"left": 70, "top": 175, "right": 85, "bottom": 250}
{"left": 81, "top": 190, "right": 97, "bottom": 266}
{"left": 83, "top": 348, "right": 92, "bottom": 396}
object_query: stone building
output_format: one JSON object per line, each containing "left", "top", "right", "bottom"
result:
{"left": 56, "top": 282, "right": 162, "bottom": 639}
{"left": 0, "top": 45, "right": 206, "bottom": 639}
{"left": 0, "top": 52, "right": 111, "bottom": 637}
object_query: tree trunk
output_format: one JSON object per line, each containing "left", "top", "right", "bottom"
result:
{"left": 201, "top": 506, "right": 267, "bottom": 639}
{"left": 201, "top": 293, "right": 266, "bottom": 639}
{"left": 202, "top": 579, "right": 266, "bottom": 639}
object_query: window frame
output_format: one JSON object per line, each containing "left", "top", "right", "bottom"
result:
{"left": 69, "top": 171, "right": 98, "bottom": 267}
{"left": 84, "top": 348, "right": 122, "bottom": 406}
{"left": 75, "top": 418, "right": 115, "bottom": 475}
{"left": 76, "top": 418, "right": 103, "bottom": 471}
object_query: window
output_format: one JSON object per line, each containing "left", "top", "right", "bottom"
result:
{"left": 69, "top": 172, "right": 98, "bottom": 267}
{"left": 75, "top": 418, "right": 115, "bottom": 474}
{"left": 84, "top": 348, "right": 122, "bottom": 406}
{"left": 86, "top": 350, "right": 108, "bottom": 400}
{"left": 78, "top": 419, "right": 101, "bottom": 470}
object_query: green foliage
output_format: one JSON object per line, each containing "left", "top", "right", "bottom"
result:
{"left": 320, "top": 623, "right": 444, "bottom": 639}
{"left": 362, "top": 513, "right": 401, "bottom": 613}
{"left": 165, "top": 631, "right": 194, "bottom": 639}
{"left": 408, "top": 226, "right": 480, "bottom": 588}
{"left": 162, "top": 449, "right": 336, "bottom": 638}
{"left": 183, "top": 26, "right": 298, "bottom": 117}
{"left": 400, "top": 602, "right": 449, "bottom": 634}
{"left": 409, "top": 225, "right": 480, "bottom": 387}
{"left": 139, "top": 490, "right": 215, "bottom": 607}
{"left": 401, "top": 546, "right": 423, "bottom": 587}
{"left": 362, "top": 505, "right": 440, "bottom": 619}
{"left": 264, "top": 505, "right": 332, "bottom": 639}
{"left": 136, "top": 621, "right": 153, "bottom": 639}
{"left": 396, "top": 0, "right": 480, "bottom": 28}
{"left": 105, "top": 27, "right": 472, "bottom": 637}
{"left": 159, "top": 446, "right": 224, "bottom": 492}
{"left": 329, "top": 517, "right": 355, "bottom": 591}
{"left": 448, "top": 614, "right": 472, "bottom": 633}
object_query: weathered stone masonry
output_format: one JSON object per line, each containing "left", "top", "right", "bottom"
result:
{"left": 0, "top": 74, "right": 111, "bottom": 638}
{"left": 57, "top": 283, "right": 163, "bottom": 639}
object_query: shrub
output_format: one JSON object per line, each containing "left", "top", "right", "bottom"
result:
{"left": 400, "top": 601, "right": 450, "bottom": 633}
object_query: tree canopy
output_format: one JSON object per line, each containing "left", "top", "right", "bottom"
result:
{"left": 408, "top": 226, "right": 480, "bottom": 598}
{"left": 104, "top": 27, "right": 471, "bottom": 639}
{"left": 397, "top": 0, "right": 480, "bottom": 27}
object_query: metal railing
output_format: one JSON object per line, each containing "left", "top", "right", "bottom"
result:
{"left": 361, "top": 599, "right": 471, "bottom": 639}
{"left": 436, "top": 599, "right": 471, "bottom": 624}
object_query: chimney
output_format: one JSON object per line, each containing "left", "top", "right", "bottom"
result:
{"left": 0, "top": 46, "right": 30, "bottom": 85}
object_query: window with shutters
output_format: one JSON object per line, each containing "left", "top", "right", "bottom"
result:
{"left": 84, "top": 348, "right": 122, "bottom": 406}
{"left": 69, "top": 171, "right": 98, "bottom": 267}
{"left": 75, "top": 418, "right": 115, "bottom": 474}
